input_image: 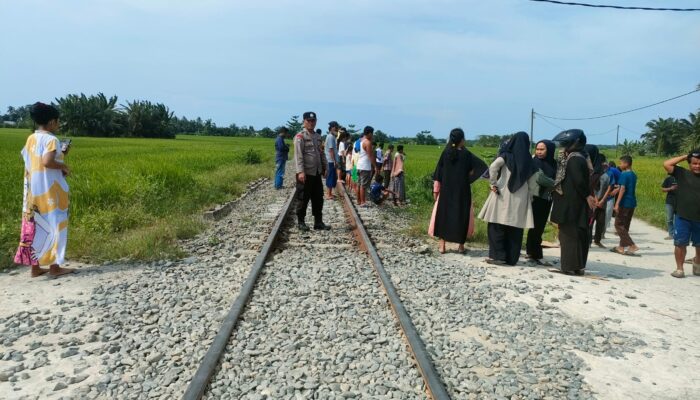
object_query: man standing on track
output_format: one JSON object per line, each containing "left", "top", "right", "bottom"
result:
{"left": 325, "top": 121, "right": 339, "bottom": 200}
{"left": 294, "top": 112, "right": 331, "bottom": 232}
{"left": 357, "top": 126, "right": 377, "bottom": 207}
{"left": 274, "top": 127, "right": 289, "bottom": 189}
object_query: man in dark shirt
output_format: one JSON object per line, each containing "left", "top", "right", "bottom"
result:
{"left": 661, "top": 173, "right": 678, "bottom": 239}
{"left": 664, "top": 150, "right": 700, "bottom": 278}
{"left": 274, "top": 127, "right": 290, "bottom": 189}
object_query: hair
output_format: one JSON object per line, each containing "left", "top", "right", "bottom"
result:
{"left": 315, "top": 129, "right": 322, "bottom": 134}
{"left": 397, "top": 145, "right": 404, "bottom": 152}
{"left": 620, "top": 155, "right": 633, "bottom": 166}
{"left": 278, "top": 127, "right": 289, "bottom": 134}
{"left": 608, "top": 161, "right": 616, "bottom": 168}
{"left": 447, "top": 128, "right": 465, "bottom": 163}
{"left": 379, "top": 143, "right": 384, "bottom": 149}
{"left": 688, "top": 149, "right": 700, "bottom": 162}
{"left": 363, "top": 125, "right": 374, "bottom": 135}
{"left": 372, "top": 142, "right": 377, "bottom": 147}
{"left": 29, "top": 102, "right": 60, "bottom": 125}
{"left": 600, "top": 154, "right": 607, "bottom": 163}
{"left": 388, "top": 144, "right": 394, "bottom": 149}
{"left": 375, "top": 174, "right": 383, "bottom": 183}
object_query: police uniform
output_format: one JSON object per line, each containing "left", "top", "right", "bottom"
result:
{"left": 294, "top": 112, "right": 329, "bottom": 229}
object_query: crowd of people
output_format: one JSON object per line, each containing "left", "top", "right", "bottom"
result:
{"left": 13, "top": 105, "right": 699, "bottom": 280}
{"left": 277, "top": 112, "right": 700, "bottom": 278}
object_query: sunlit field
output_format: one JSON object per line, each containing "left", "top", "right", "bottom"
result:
{"left": 0, "top": 128, "right": 274, "bottom": 269}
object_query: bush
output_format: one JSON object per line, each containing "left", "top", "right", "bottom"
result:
{"left": 238, "top": 148, "right": 263, "bottom": 165}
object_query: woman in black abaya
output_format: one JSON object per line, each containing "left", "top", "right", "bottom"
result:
{"left": 550, "top": 129, "right": 597, "bottom": 275}
{"left": 525, "top": 140, "right": 557, "bottom": 264}
{"left": 432, "top": 128, "right": 487, "bottom": 254}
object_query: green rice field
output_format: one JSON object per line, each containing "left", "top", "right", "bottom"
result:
{"left": 0, "top": 128, "right": 273, "bottom": 269}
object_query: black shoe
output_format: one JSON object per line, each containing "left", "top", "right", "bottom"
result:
{"left": 574, "top": 269, "right": 585, "bottom": 276}
{"left": 298, "top": 222, "right": 310, "bottom": 232}
{"left": 313, "top": 222, "right": 331, "bottom": 230}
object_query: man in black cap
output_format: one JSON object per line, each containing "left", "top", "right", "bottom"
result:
{"left": 294, "top": 112, "right": 330, "bottom": 231}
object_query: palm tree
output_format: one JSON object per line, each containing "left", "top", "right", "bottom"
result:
{"left": 681, "top": 110, "right": 700, "bottom": 151}
{"left": 642, "top": 117, "right": 684, "bottom": 155}
{"left": 619, "top": 139, "right": 637, "bottom": 156}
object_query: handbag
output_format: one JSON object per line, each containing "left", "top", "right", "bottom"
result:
{"left": 14, "top": 216, "right": 38, "bottom": 266}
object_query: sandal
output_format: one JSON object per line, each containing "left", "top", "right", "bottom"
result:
{"left": 671, "top": 270, "right": 685, "bottom": 278}
{"left": 609, "top": 247, "right": 625, "bottom": 255}
{"left": 485, "top": 259, "right": 505, "bottom": 266}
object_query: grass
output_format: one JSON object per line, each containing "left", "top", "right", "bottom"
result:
{"left": 402, "top": 145, "right": 671, "bottom": 245}
{"left": 0, "top": 128, "right": 274, "bottom": 269}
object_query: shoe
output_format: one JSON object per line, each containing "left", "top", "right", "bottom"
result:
{"left": 574, "top": 269, "right": 585, "bottom": 276}
{"left": 671, "top": 270, "right": 685, "bottom": 278}
{"left": 485, "top": 259, "right": 506, "bottom": 266}
{"left": 298, "top": 222, "right": 310, "bottom": 232}
{"left": 313, "top": 222, "right": 331, "bottom": 230}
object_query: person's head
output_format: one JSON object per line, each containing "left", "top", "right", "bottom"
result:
{"left": 448, "top": 128, "right": 465, "bottom": 148}
{"left": 688, "top": 149, "right": 700, "bottom": 175}
{"left": 328, "top": 121, "right": 339, "bottom": 134}
{"left": 397, "top": 144, "right": 404, "bottom": 154}
{"left": 278, "top": 126, "right": 289, "bottom": 137}
{"left": 302, "top": 111, "right": 317, "bottom": 130}
{"left": 534, "top": 140, "right": 554, "bottom": 161}
{"left": 387, "top": 144, "right": 394, "bottom": 152}
{"left": 315, "top": 129, "right": 322, "bottom": 135}
{"left": 379, "top": 143, "right": 384, "bottom": 149}
{"left": 30, "top": 102, "right": 60, "bottom": 132}
{"left": 373, "top": 142, "right": 377, "bottom": 149}
{"left": 608, "top": 161, "right": 617, "bottom": 169}
{"left": 375, "top": 174, "right": 383, "bottom": 184}
{"left": 552, "top": 129, "right": 586, "bottom": 153}
{"left": 619, "top": 155, "right": 633, "bottom": 170}
{"left": 363, "top": 125, "right": 374, "bottom": 140}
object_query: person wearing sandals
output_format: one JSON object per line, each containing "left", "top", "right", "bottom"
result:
{"left": 16, "top": 102, "right": 74, "bottom": 278}
{"left": 479, "top": 131, "right": 539, "bottom": 265}
{"left": 431, "top": 128, "right": 486, "bottom": 254}
{"left": 664, "top": 150, "right": 700, "bottom": 278}
{"left": 550, "top": 129, "right": 597, "bottom": 276}
{"left": 612, "top": 155, "right": 639, "bottom": 255}
{"left": 525, "top": 140, "right": 557, "bottom": 265}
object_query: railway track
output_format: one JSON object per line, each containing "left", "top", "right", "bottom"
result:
{"left": 182, "top": 183, "right": 450, "bottom": 399}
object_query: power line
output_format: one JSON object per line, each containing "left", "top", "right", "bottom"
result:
{"left": 528, "top": 0, "right": 700, "bottom": 12}
{"left": 534, "top": 87, "right": 700, "bottom": 121}
{"left": 587, "top": 127, "right": 617, "bottom": 137}
{"left": 536, "top": 114, "right": 565, "bottom": 130}
{"left": 619, "top": 125, "right": 644, "bottom": 138}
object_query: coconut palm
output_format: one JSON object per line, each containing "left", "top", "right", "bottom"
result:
{"left": 681, "top": 110, "right": 700, "bottom": 151}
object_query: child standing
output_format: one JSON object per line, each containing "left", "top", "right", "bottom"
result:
{"left": 391, "top": 145, "right": 406, "bottom": 205}
{"left": 612, "top": 155, "right": 639, "bottom": 255}
{"left": 345, "top": 147, "right": 354, "bottom": 189}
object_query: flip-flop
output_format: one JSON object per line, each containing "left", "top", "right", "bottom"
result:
{"left": 609, "top": 248, "right": 626, "bottom": 255}
{"left": 623, "top": 251, "right": 641, "bottom": 257}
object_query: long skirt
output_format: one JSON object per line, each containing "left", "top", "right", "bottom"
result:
{"left": 558, "top": 223, "right": 590, "bottom": 272}
{"left": 429, "top": 199, "right": 475, "bottom": 240}
{"left": 488, "top": 222, "right": 524, "bottom": 266}
{"left": 392, "top": 172, "right": 405, "bottom": 202}
{"left": 525, "top": 197, "right": 552, "bottom": 260}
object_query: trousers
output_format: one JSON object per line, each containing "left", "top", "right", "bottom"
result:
{"left": 615, "top": 207, "right": 635, "bottom": 247}
{"left": 274, "top": 161, "right": 285, "bottom": 189}
{"left": 296, "top": 174, "right": 323, "bottom": 222}
{"left": 488, "top": 223, "right": 524, "bottom": 266}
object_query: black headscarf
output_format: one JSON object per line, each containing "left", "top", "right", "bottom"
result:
{"left": 584, "top": 144, "right": 604, "bottom": 175}
{"left": 533, "top": 139, "right": 557, "bottom": 179}
{"left": 502, "top": 131, "right": 537, "bottom": 192}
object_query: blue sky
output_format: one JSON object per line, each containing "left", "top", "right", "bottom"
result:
{"left": 1, "top": 0, "right": 698, "bottom": 144}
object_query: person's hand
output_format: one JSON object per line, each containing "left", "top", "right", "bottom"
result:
{"left": 586, "top": 196, "right": 596, "bottom": 210}
{"left": 433, "top": 192, "right": 439, "bottom": 201}
{"left": 61, "top": 165, "right": 71, "bottom": 177}
{"left": 297, "top": 172, "right": 305, "bottom": 184}
{"left": 62, "top": 144, "right": 71, "bottom": 155}
{"left": 323, "top": 170, "right": 328, "bottom": 179}
{"left": 491, "top": 185, "right": 499, "bottom": 194}
{"left": 614, "top": 204, "right": 619, "bottom": 214}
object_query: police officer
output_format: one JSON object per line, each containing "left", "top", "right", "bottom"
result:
{"left": 294, "top": 112, "right": 331, "bottom": 231}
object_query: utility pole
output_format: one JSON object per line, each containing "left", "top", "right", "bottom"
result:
{"left": 615, "top": 125, "right": 620, "bottom": 157}
{"left": 530, "top": 108, "right": 534, "bottom": 150}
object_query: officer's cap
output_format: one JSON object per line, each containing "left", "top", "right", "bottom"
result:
{"left": 303, "top": 111, "right": 317, "bottom": 120}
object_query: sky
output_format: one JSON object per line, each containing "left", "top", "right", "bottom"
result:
{"left": 1, "top": 0, "right": 698, "bottom": 144}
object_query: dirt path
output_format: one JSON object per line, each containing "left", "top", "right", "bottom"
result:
{"left": 440, "top": 217, "right": 700, "bottom": 400}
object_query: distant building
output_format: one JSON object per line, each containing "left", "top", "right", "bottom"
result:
{"left": 1, "top": 120, "right": 18, "bottom": 127}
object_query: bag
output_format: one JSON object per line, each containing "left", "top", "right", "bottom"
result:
{"left": 14, "top": 217, "right": 38, "bottom": 266}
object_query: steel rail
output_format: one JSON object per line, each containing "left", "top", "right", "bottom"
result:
{"left": 337, "top": 183, "right": 451, "bottom": 400}
{"left": 182, "top": 190, "right": 296, "bottom": 400}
